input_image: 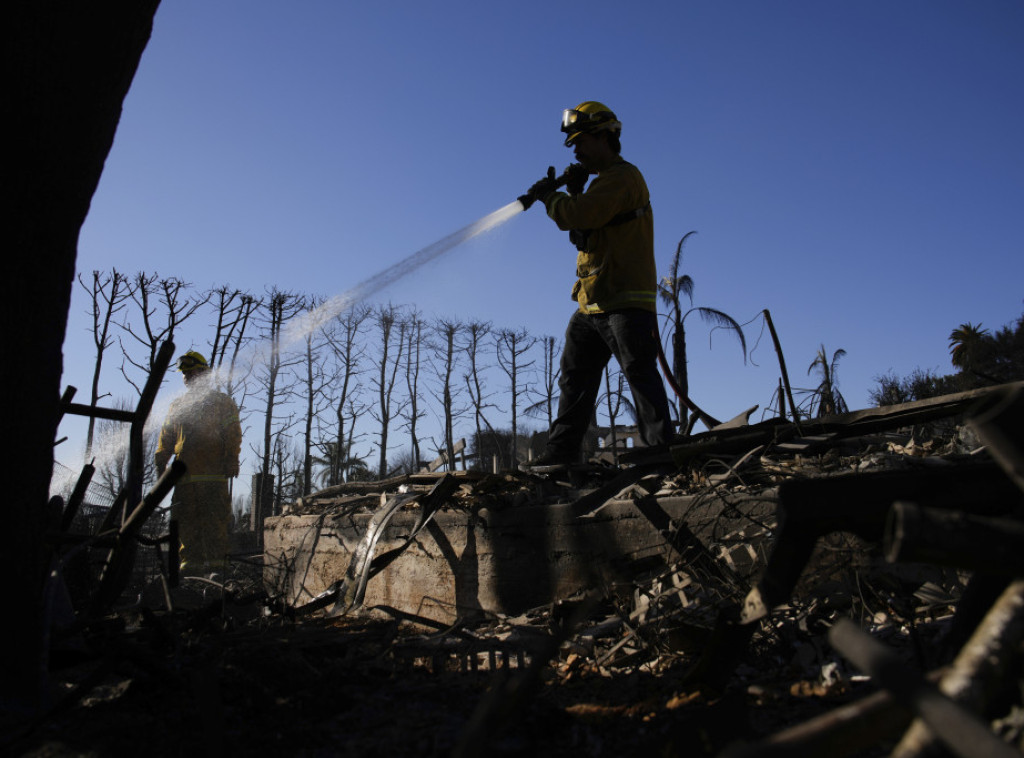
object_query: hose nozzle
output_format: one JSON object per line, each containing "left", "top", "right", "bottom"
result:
{"left": 518, "top": 164, "right": 585, "bottom": 210}
{"left": 517, "top": 193, "right": 538, "bottom": 210}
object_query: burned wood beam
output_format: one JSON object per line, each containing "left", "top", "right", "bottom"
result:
{"left": 127, "top": 340, "right": 175, "bottom": 511}
{"left": 61, "top": 403, "right": 135, "bottom": 423}
{"left": 58, "top": 462, "right": 95, "bottom": 533}
{"left": 721, "top": 679, "right": 923, "bottom": 758}
{"left": 725, "top": 580, "right": 1024, "bottom": 758}
{"left": 296, "top": 470, "right": 477, "bottom": 503}
{"left": 885, "top": 502, "right": 1024, "bottom": 573}
{"left": 670, "top": 381, "right": 1024, "bottom": 467}
{"left": 810, "top": 380, "right": 1024, "bottom": 436}
{"left": 88, "top": 340, "right": 177, "bottom": 537}
{"left": 892, "top": 579, "right": 1024, "bottom": 758}
{"left": 669, "top": 419, "right": 796, "bottom": 464}
{"left": 829, "top": 618, "right": 1020, "bottom": 758}
{"left": 743, "top": 461, "right": 1024, "bottom": 624}
{"left": 968, "top": 383, "right": 1024, "bottom": 496}
{"left": 89, "top": 460, "right": 186, "bottom": 614}
{"left": 56, "top": 385, "right": 77, "bottom": 425}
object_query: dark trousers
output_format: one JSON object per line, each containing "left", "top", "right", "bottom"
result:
{"left": 546, "top": 308, "right": 673, "bottom": 456}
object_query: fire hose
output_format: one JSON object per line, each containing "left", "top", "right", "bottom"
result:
{"left": 656, "top": 337, "right": 721, "bottom": 431}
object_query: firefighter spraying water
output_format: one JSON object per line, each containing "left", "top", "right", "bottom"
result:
{"left": 517, "top": 101, "right": 674, "bottom": 473}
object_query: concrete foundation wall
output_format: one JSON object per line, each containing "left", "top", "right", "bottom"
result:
{"left": 264, "top": 492, "right": 776, "bottom": 625}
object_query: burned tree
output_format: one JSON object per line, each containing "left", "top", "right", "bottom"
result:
{"left": 368, "top": 303, "right": 407, "bottom": 478}
{"left": 321, "top": 303, "right": 371, "bottom": 485}
{"left": 120, "top": 272, "right": 208, "bottom": 394}
{"left": 462, "top": 320, "right": 500, "bottom": 470}
{"left": 401, "top": 310, "right": 427, "bottom": 471}
{"left": 206, "top": 286, "right": 260, "bottom": 398}
{"left": 253, "top": 289, "right": 305, "bottom": 529}
{"left": 525, "top": 334, "right": 561, "bottom": 430}
{"left": 78, "top": 268, "right": 134, "bottom": 457}
{"left": 598, "top": 365, "right": 634, "bottom": 461}
{"left": 496, "top": 326, "right": 536, "bottom": 468}
{"left": 431, "top": 317, "right": 466, "bottom": 472}
{"left": 297, "top": 297, "right": 332, "bottom": 497}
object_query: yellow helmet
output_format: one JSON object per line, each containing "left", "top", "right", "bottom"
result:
{"left": 176, "top": 350, "right": 209, "bottom": 373}
{"left": 561, "top": 101, "right": 622, "bottom": 146}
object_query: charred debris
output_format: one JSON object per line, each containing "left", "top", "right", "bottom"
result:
{"left": 15, "top": 376, "right": 1024, "bottom": 757}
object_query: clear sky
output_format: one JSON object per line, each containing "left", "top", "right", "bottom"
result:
{"left": 58, "top": 1, "right": 1024, "bottom": 489}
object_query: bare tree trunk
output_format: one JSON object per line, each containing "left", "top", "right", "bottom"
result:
{"left": 370, "top": 304, "right": 406, "bottom": 478}
{"left": 497, "top": 327, "right": 536, "bottom": 469}
{"left": 208, "top": 288, "right": 258, "bottom": 367}
{"left": 463, "top": 320, "right": 496, "bottom": 469}
{"left": 5, "top": 0, "right": 161, "bottom": 711}
{"left": 602, "top": 366, "right": 627, "bottom": 462}
{"left": 539, "top": 335, "right": 560, "bottom": 428}
{"left": 433, "top": 318, "right": 464, "bottom": 470}
{"left": 323, "top": 303, "right": 369, "bottom": 485}
{"left": 255, "top": 290, "right": 303, "bottom": 531}
{"left": 301, "top": 319, "right": 316, "bottom": 497}
{"left": 403, "top": 312, "right": 425, "bottom": 470}
{"left": 80, "top": 268, "right": 132, "bottom": 457}
{"left": 213, "top": 290, "right": 260, "bottom": 401}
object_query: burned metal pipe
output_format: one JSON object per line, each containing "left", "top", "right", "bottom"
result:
{"left": 828, "top": 619, "right": 1019, "bottom": 758}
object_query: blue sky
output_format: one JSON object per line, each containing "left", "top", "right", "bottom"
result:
{"left": 59, "top": 1, "right": 1024, "bottom": 486}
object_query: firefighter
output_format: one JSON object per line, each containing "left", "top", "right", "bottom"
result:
{"left": 154, "top": 351, "right": 242, "bottom": 575}
{"left": 525, "top": 101, "right": 672, "bottom": 470}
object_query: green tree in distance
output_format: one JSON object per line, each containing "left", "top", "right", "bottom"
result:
{"left": 949, "top": 322, "right": 990, "bottom": 372}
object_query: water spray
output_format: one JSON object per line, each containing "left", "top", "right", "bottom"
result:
{"left": 284, "top": 199, "right": 525, "bottom": 344}
{"left": 59, "top": 199, "right": 531, "bottom": 490}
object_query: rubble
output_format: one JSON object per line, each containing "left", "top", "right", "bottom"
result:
{"left": 10, "top": 381, "right": 1024, "bottom": 757}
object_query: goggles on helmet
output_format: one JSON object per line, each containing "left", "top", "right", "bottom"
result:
{"left": 177, "top": 354, "right": 208, "bottom": 372}
{"left": 561, "top": 108, "right": 606, "bottom": 131}
{"left": 560, "top": 108, "right": 620, "bottom": 146}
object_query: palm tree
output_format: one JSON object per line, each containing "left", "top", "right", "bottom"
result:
{"left": 949, "top": 322, "right": 990, "bottom": 371}
{"left": 311, "top": 440, "right": 369, "bottom": 487}
{"left": 657, "top": 231, "right": 747, "bottom": 432}
{"left": 807, "top": 344, "right": 848, "bottom": 417}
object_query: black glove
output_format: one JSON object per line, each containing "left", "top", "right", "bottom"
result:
{"left": 563, "top": 163, "right": 589, "bottom": 195}
{"left": 527, "top": 166, "right": 559, "bottom": 204}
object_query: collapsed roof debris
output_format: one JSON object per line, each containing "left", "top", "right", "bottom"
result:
{"left": 13, "top": 381, "right": 1024, "bottom": 756}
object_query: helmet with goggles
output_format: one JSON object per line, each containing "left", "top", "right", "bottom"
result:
{"left": 176, "top": 350, "right": 210, "bottom": 373}
{"left": 561, "top": 101, "right": 621, "bottom": 146}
